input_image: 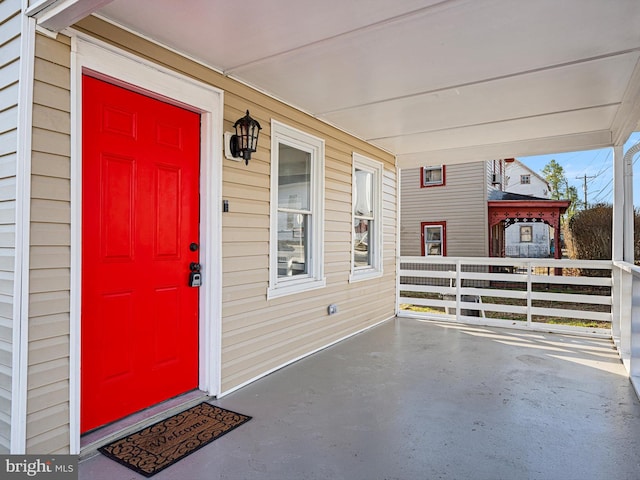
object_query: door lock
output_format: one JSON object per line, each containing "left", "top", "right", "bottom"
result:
{"left": 189, "top": 262, "right": 202, "bottom": 287}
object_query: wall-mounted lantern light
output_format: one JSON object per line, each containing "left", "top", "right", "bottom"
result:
{"left": 226, "top": 110, "right": 261, "bottom": 165}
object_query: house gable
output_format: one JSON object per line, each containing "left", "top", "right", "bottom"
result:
{"left": 504, "top": 158, "right": 550, "bottom": 198}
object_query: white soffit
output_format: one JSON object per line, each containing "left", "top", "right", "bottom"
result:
{"left": 29, "top": 0, "right": 114, "bottom": 32}
{"left": 96, "top": 0, "right": 640, "bottom": 167}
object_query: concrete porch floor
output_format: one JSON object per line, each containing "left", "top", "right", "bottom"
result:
{"left": 79, "top": 318, "right": 640, "bottom": 480}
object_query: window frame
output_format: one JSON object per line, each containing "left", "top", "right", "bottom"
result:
{"left": 350, "top": 153, "right": 384, "bottom": 282}
{"left": 520, "top": 225, "right": 533, "bottom": 243}
{"left": 420, "top": 165, "right": 446, "bottom": 188}
{"left": 421, "top": 221, "right": 447, "bottom": 256}
{"left": 520, "top": 174, "right": 531, "bottom": 185}
{"left": 268, "top": 120, "right": 325, "bottom": 299}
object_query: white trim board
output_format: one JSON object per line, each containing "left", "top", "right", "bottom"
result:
{"left": 69, "top": 32, "right": 224, "bottom": 454}
{"left": 11, "top": 9, "right": 37, "bottom": 454}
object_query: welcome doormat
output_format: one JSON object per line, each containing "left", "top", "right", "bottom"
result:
{"left": 98, "top": 402, "right": 252, "bottom": 477}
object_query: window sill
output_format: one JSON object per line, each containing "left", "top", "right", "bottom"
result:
{"left": 267, "top": 277, "right": 326, "bottom": 300}
{"left": 349, "top": 269, "right": 383, "bottom": 283}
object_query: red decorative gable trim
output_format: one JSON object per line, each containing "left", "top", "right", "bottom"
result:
{"left": 487, "top": 200, "right": 570, "bottom": 229}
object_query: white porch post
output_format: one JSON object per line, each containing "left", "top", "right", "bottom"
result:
{"left": 615, "top": 139, "right": 640, "bottom": 381}
{"left": 612, "top": 145, "right": 630, "bottom": 367}
{"left": 613, "top": 145, "right": 625, "bottom": 262}
{"left": 622, "top": 142, "right": 639, "bottom": 379}
{"left": 623, "top": 143, "right": 635, "bottom": 263}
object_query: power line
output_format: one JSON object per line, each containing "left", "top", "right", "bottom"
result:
{"left": 575, "top": 174, "right": 596, "bottom": 208}
{"left": 578, "top": 149, "right": 611, "bottom": 181}
{"left": 589, "top": 146, "right": 640, "bottom": 204}
{"left": 593, "top": 186, "right": 613, "bottom": 204}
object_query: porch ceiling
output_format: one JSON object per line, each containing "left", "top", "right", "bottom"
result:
{"left": 88, "top": 0, "right": 640, "bottom": 167}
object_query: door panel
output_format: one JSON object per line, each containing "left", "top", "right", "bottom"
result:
{"left": 101, "top": 154, "right": 134, "bottom": 260}
{"left": 81, "top": 75, "right": 201, "bottom": 433}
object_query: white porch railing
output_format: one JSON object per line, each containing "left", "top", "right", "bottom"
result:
{"left": 397, "top": 256, "right": 640, "bottom": 398}
{"left": 397, "top": 256, "right": 613, "bottom": 336}
{"left": 612, "top": 261, "right": 640, "bottom": 392}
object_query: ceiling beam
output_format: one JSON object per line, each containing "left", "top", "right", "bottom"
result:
{"left": 610, "top": 56, "right": 640, "bottom": 146}
{"left": 318, "top": 48, "right": 640, "bottom": 117}
{"left": 396, "top": 130, "right": 613, "bottom": 169}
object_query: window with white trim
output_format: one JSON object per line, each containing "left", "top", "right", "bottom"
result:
{"left": 422, "top": 222, "right": 446, "bottom": 256}
{"left": 350, "top": 153, "right": 383, "bottom": 282}
{"left": 421, "top": 165, "right": 445, "bottom": 187}
{"left": 520, "top": 174, "right": 531, "bottom": 184}
{"left": 268, "top": 121, "right": 325, "bottom": 298}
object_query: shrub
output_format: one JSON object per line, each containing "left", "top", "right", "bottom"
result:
{"left": 567, "top": 203, "right": 640, "bottom": 263}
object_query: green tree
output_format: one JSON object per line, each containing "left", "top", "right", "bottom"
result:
{"left": 565, "top": 184, "right": 580, "bottom": 218}
{"left": 541, "top": 159, "right": 567, "bottom": 200}
{"left": 541, "top": 159, "right": 578, "bottom": 219}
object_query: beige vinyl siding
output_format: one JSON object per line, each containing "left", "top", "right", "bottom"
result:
{"left": 26, "top": 32, "right": 71, "bottom": 454}
{"left": 400, "top": 162, "right": 487, "bottom": 257}
{"left": 0, "top": 0, "right": 22, "bottom": 454}
{"left": 78, "top": 17, "right": 396, "bottom": 392}
{"left": 40, "top": 17, "right": 397, "bottom": 412}
{"left": 219, "top": 97, "right": 395, "bottom": 391}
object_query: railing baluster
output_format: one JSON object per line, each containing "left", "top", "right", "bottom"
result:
{"left": 527, "top": 260, "right": 532, "bottom": 327}
{"left": 456, "top": 259, "right": 461, "bottom": 319}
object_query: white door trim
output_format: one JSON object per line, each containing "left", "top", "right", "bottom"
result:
{"left": 69, "top": 33, "right": 223, "bottom": 454}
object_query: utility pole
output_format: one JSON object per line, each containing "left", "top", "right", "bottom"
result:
{"left": 576, "top": 174, "right": 596, "bottom": 209}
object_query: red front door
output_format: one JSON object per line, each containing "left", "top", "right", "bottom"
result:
{"left": 81, "top": 75, "right": 200, "bottom": 433}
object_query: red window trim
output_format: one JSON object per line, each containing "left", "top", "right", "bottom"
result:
{"left": 421, "top": 221, "right": 447, "bottom": 256}
{"left": 420, "top": 165, "right": 446, "bottom": 188}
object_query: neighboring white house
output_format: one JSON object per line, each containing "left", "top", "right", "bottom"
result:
{"left": 504, "top": 158, "right": 550, "bottom": 198}
{"left": 503, "top": 159, "right": 554, "bottom": 258}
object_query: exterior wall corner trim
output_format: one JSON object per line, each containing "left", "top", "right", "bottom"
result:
{"left": 11, "top": 8, "right": 36, "bottom": 455}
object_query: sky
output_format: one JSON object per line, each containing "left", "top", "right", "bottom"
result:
{"left": 518, "top": 131, "right": 640, "bottom": 207}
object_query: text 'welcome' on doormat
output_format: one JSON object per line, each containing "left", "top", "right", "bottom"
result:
{"left": 98, "top": 402, "right": 252, "bottom": 477}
